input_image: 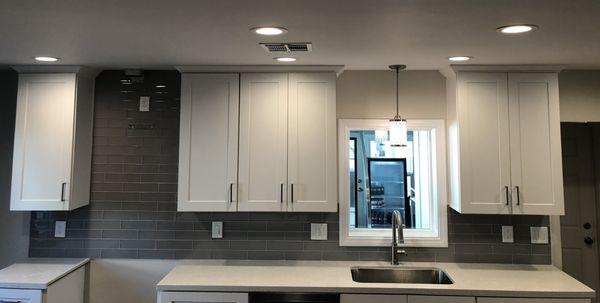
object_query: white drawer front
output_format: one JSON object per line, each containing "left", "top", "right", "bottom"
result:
{"left": 409, "top": 295, "right": 475, "bottom": 303}
{"left": 0, "top": 289, "right": 43, "bottom": 303}
{"left": 477, "top": 298, "right": 590, "bottom": 303}
{"left": 158, "top": 291, "right": 248, "bottom": 303}
{"left": 341, "top": 294, "right": 408, "bottom": 303}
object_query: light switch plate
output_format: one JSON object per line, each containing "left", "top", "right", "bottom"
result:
{"left": 139, "top": 96, "right": 150, "bottom": 112}
{"left": 55, "top": 221, "right": 66, "bottom": 238}
{"left": 212, "top": 221, "right": 223, "bottom": 239}
{"left": 530, "top": 226, "right": 549, "bottom": 244}
{"left": 311, "top": 223, "right": 327, "bottom": 240}
{"left": 501, "top": 226, "right": 514, "bottom": 243}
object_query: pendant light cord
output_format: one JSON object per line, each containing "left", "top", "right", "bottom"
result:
{"left": 395, "top": 67, "right": 399, "bottom": 118}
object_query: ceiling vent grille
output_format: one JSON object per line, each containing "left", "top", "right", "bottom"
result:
{"left": 260, "top": 42, "right": 313, "bottom": 53}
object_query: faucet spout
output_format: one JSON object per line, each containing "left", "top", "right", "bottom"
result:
{"left": 391, "top": 210, "right": 407, "bottom": 265}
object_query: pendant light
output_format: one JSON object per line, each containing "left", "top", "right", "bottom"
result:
{"left": 389, "top": 64, "right": 408, "bottom": 147}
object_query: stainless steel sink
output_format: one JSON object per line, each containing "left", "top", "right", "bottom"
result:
{"left": 351, "top": 267, "right": 453, "bottom": 284}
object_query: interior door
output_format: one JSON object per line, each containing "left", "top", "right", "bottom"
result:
{"left": 10, "top": 73, "right": 75, "bottom": 211}
{"left": 238, "top": 73, "right": 288, "bottom": 212}
{"left": 287, "top": 72, "right": 337, "bottom": 212}
{"left": 178, "top": 74, "right": 239, "bottom": 212}
{"left": 457, "top": 72, "right": 511, "bottom": 214}
{"left": 509, "top": 73, "right": 564, "bottom": 215}
{"left": 560, "top": 123, "right": 600, "bottom": 303}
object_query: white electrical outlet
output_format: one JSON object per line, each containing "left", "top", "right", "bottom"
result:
{"left": 55, "top": 221, "right": 66, "bottom": 238}
{"left": 311, "top": 223, "right": 328, "bottom": 240}
{"left": 531, "top": 226, "right": 549, "bottom": 244}
{"left": 212, "top": 221, "right": 223, "bottom": 239}
{"left": 501, "top": 226, "right": 514, "bottom": 243}
{"left": 139, "top": 96, "right": 150, "bottom": 112}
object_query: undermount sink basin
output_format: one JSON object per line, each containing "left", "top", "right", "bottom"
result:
{"left": 351, "top": 267, "right": 453, "bottom": 284}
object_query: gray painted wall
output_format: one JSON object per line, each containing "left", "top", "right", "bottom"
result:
{"left": 0, "top": 70, "right": 29, "bottom": 268}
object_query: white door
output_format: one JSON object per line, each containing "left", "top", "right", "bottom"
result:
{"left": 158, "top": 291, "right": 248, "bottom": 303}
{"left": 508, "top": 73, "right": 564, "bottom": 215}
{"left": 178, "top": 74, "right": 239, "bottom": 212}
{"left": 287, "top": 73, "right": 337, "bottom": 212}
{"left": 238, "top": 73, "right": 288, "bottom": 212}
{"left": 10, "top": 73, "right": 76, "bottom": 211}
{"left": 457, "top": 72, "right": 511, "bottom": 214}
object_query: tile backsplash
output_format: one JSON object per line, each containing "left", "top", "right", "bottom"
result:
{"left": 28, "top": 70, "right": 551, "bottom": 264}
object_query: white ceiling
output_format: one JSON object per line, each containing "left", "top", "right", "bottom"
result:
{"left": 1, "top": 0, "right": 599, "bottom": 70}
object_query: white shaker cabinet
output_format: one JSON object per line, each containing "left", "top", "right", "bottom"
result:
{"left": 287, "top": 72, "right": 337, "bottom": 212}
{"left": 238, "top": 73, "right": 289, "bottom": 212}
{"left": 178, "top": 74, "right": 239, "bottom": 212}
{"left": 178, "top": 72, "right": 337, "bottom": 213}
{"left": 477, "top": 298, "right": 589, "bottom": 303}
{"left": 10, "top": 70, "right": 95, "bottom": 211}
{"left": 341, "top": 294, "right": 407, "bottom": 303}
{"left": 446, "top": 69, "right": 564, "bottom": 215}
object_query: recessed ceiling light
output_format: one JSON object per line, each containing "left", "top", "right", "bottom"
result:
{"left": 33, "top": 56, "right": 59, "bottom": 62}
{"left": 448, "top": 56, "right": 472, "bottom": 62}
{"left": 155, "top": 84, "right": 166, "bottom": 88}
{"left": 497, "top": 24, "right": 538, "bottom": 34}
{"left": 251, "top": 26, "right": 288, "bottom": 36}
{"left": 274, "top": 57, "right": 296, "bottom": 62}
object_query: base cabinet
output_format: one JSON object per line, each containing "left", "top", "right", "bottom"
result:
{"left": 158, "top": 292, "right": 248, "bottom": 303}
{"left": 341, "top": 295, "right": 589, "bottom": 303}
{"left": 0, "top": 266, "right": 85, "bottom": 303}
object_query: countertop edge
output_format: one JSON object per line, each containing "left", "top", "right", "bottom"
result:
{"left": 0, "top": 258, "right": 90, "bottom": 290}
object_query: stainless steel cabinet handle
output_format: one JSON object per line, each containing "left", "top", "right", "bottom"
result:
{"left": 0, "top": 300, "right": 23, "bottom": 303}
{"left": 504, "top": 186, "right": 510, "bottom": 206}
{"left": 61, "top": 182, "right": 67, "bottom": 202}
{"left": 280, "top": 183, "right": 284, "bottom": 203}
{"left": 290, "top": 183, "right": 294, "bottom": 203}
{"left": 515, "top": 186, "right": 520, "bottom": 206}
{"left": 229, "top": 183, "right": 234, "bottom": 203}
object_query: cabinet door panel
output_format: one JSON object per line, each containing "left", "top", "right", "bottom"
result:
{"left": 477, "top": 298, "right": 589, "bottom": 303}
{"left": 178, "top": 74, "right": 239, "bottom": 212}
{"left": 158, "top": 291, "right": 248, "bottom": 303}
{"left": 288, "top": 73, "right": 337, "bottom": 212}
{"left": 508, "top": 73, "right": 564, "bottom": 215}
{"left": 457, "top": 72, "right": 511, "bottom": 214}
{"left": 408, "top": 295, "right": 474, "bottom": 303}
{"left": 238, "top": 73, "right": 288, "bottom": 211}
{"left": 341, "top": 294, "right": 407, "bottom": 303}
{"left": 10, "top": 73, "right": 76, "bottom": 211}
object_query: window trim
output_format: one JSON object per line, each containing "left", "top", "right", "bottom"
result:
{"left": 338, "top": 119, "right": 448, "bottom": 247}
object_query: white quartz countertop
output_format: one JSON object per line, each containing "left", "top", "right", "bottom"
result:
{"left": 157, "top": 260, "right": 595, "bottom": 298}
{"left": 0, "top": 258, "right": 89, "bottom": 290}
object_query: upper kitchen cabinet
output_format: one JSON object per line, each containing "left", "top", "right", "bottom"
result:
{"left": 178, "top": 74, "right": 239, "bottom": 212}
{"left": 10, "top": 68, "right": 96, "bottom": 211}
{"left": 178, "top": 71, "right": 337, "bottom": 212}
{"left": 446, "top": 67, "right": 564, "bottom": 215}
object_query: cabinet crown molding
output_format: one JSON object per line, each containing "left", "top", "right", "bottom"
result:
{"left": 175, "top": 65, "right": 345, "bottom": 76}
{"left": 440, "top": 65, "right": 567, "bottom": 78}
{"left": 11, "top": 65, "right": 99, "bottom": 78}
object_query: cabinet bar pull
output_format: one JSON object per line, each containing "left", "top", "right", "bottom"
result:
{"left": 61, "top": 182, "right": 67, "bottom": 202}
{"left": 280, "top": 184, "right": 284, "bottom": 203}
{"left": 229, "top": 183, "right": 234, "bottom": 203}
{"left": 515, "top": 186, "right": 520, "bottom": 206}
{"left": 290, "top": 183, "right": 294, "bottom": 203}
{"left": 504, "top": 186, "right": 509, "bottom": 206}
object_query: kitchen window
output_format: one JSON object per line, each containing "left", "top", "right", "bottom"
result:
{"left": 338, "top": 119, "right": 448, "bottom": 247}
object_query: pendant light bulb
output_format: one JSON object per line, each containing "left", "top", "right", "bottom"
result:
{"left": 389, "top": 64, "right": 408, "bottom": 147}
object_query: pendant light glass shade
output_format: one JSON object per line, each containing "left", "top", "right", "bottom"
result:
{"left": 389, "top": 117, "right": 407, "bottom": 147}
{"left": 389, "top": 64, "right": 408, "bottom": 147}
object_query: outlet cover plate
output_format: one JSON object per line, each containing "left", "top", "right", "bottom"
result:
{"left": 139, "top": 96, "right": 150, "bottom": 112}
{"left": 311, "top": 223, "right": 327, "bottom": 240}
{"left": 501, "top": 226, "right": 514, "bottom": 243}
{"left": 55, "top": 221, "right": 66, "bottom": 238}
{"left": 530, "top": 226, "right": 549, "bottom": 244}
{"left": 212, "top": 221, "right": 223, "bottom": 239}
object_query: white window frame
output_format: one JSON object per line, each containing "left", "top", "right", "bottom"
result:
{"left": 338, "top": 119, "right": 448, "bottom": 247}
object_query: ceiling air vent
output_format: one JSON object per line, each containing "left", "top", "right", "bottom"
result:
{"left": 260, "top": 42, "right": 313, "bottom": 53}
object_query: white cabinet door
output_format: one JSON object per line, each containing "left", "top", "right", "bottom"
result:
{"left": 238, "top": 73, "right": 288, "bottom": 212}
{"left": 477, "top": 298, "right": 590, "bottom": 303}
{"left": 341, "top": 294, "right": 407, "bottom": 303}
{"left": 10, "top": 73, "right": 76, "bottom": 211}
{"left": 508, "top": 73, "right": 564, "bottom": 215}
{"left": 408, "top": 295, "right": 475, "bottom": 303}
{"left": 456, "top": 72, "right": 511, "bottom": 214}
{"left": 287, "top": 73, "right": 337, "bottom": 212}
{"left": 178, "top": 74, "right": 239, "bottom": 212}
{"left": 158, "top": 291, "right": 248, "bottom": 303}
